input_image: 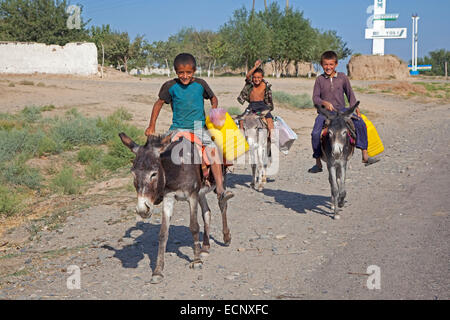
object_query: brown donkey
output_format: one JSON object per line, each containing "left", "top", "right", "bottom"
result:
{"left": 119, "top": 133, "right": 231, "bottom": 284}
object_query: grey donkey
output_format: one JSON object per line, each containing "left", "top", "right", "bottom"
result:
{"left": 119, "top": 133, "right": 231, "bottom": 284}
{"left": 236, "top": 110, "right": 271, "bottom": 191}
{"left": 316, "top": 101, "right": 360, "bottom": 220}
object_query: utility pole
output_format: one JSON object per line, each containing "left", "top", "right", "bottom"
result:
{"left": 264, "top": 0, "right": 268, "bottom": 10}
{"left": 286, "top": 0, "right": 289, "bottom": 10}
{"left": 411, "top": 14, "right": 420, "bottom": 75}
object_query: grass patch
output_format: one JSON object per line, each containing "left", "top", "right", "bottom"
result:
{"left": 1, "top": 158, "right": 42, "bottom": 190}
{"left": 8, "top": 82, "right": 15, "bottom": 87}
{"left": 18, "top": 80, "right": 34, "bottom": 86}
{"left": 0, "top": 186, "right": 22, "bottom": 217}
{"left": 50, "top": 167, "right": 83, "bottom": 195}
{"left": 77, "top": 146, "right": 104, "bottom": 164}
{"left": 0, "top": 105, "right": 144, "bottom": 217}
{"left": 273, "top": 91, "right": 314, "bottom": 109}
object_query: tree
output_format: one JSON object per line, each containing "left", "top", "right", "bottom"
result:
{"left": 312, "top": 29, "right": 352, "bottom": 65}
{"left": 416, "top": 49, "right": 450, "bottom": 76}
{"left": 219, "top": 7, "right": 271, "bottom": 71}
{"left": 259, "top": 3, "right": 316, "bottom": 77}
{"left": 0, "top": 0, "right": 89, "bottom": 45}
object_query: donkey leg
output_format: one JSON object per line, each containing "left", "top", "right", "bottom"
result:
{"left": 338, "top": 163, "right": 347, "bottom": 208}
{"left": 151, "top": 193, "right": 174, "bottom": 284}
{"left": 199, "top": 193, "right": 211, "bottom": 258}
{"left": 188, "top": 194, "right": 203, "bottom": 269}
{"left": 328, "top": 165, "right": 340, "bottom": 219}
{"left": 251, "top": 164, "right": 257, "bottom": 188}
{"left": 219, "top": 200, "right": 231, "bottom": 246}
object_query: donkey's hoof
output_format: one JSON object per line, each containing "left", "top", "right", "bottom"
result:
{"left": 338, "top": 199, "right": 345, "bottom": 208}
{"left": 257, "top": 185, "right": 263, "bottom": 192}
{"left": 189, "top": 260, "right": 203, "bottom": 269}
{"left": 150, "top": 274, "right": 164, "bottom": 284}
{"left": 200, "top": 250, "right": 210, "bottom": 258}
{"left": 333, "top": 214, "right": 341, "bottom": 220}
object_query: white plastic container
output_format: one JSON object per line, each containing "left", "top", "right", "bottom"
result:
{"left": 274, "top": 116, "right": 297, "bottom": 155}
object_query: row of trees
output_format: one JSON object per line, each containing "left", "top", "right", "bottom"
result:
{"left": 416, "top": 49, "right": 449, "bottom": 76}
{"left": 0, "top": 0, "right": 351, "bottom": 76}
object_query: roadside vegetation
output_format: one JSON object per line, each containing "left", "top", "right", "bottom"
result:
{"left": 0, "top": 106, "right": 144, "bottom": 218}
{"left": 354, "top": 81, "right": 450, "bottom": 101}
{"left": 273, "top": 91, "right": 314, "bottom": 109}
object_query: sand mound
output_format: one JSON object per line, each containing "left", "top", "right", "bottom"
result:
{"left": 347, "top": 54, "right": 410, "bottom": 80}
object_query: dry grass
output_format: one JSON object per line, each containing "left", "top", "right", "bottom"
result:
{"left": 358, "top": 81, "right": 450, "bottom": 101}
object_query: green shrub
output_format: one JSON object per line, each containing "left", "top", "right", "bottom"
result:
{"left": 273, "top": 91, "right": 314, "bottom": 109}
{"left": 50, "top": 115, "right": 106, "bottom": 149}
{"left": 0, "top": 129, "right": 28, "bottom": 162}
{"left": 19, "top": 80, "right": 34, "bottom": 86}
{"left": 37, "top": 135, "right": 62, "bottom": 155}
{"left": 77, "top": 146, "right": 104, "bottom": 164}
{"left": 85, "top": 160, "right": 105, "bottom": 180}
{"left": 0, "top": 186, "right": 21, "bottom": 217}
{"left": 20, "top": 106, "right": 42, "bottom": 123}
{"left": 50, "top": 167, "right": 83, "bottom": 195}
{"left": 40, "top": 105, "right": 55, "bottom": 112}
{"left": 1, "top": 160, "right": 42, "bottom": 190}
{"left": 112, "top": 107, "right": 133, "bottom": 121}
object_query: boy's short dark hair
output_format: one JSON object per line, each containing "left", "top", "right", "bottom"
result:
{"left": 320, "top": 51, "right": 338, "bottom": 64}
{"left": 253, "top": 68, "right": 264, "bottom": 76}
{"left": 174, "top": 53, "right": 196, "bottom": 71}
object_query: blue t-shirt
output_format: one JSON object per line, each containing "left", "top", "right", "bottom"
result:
{"left": 158, "top": 78, "right": 215, "bottom": 130}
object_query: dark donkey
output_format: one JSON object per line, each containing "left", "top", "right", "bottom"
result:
{"left": 119, "top": 132, "right": 231, "bottom": 284}
{"left": 316, "top": 101, "right": 360, "bottom": 220}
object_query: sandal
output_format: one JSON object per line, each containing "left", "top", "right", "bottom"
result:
{"left": 308, "top": 165, "right": 323, "bottom": 173}
{"left": 364, "top": 157, "right": 380, "bottom": 166}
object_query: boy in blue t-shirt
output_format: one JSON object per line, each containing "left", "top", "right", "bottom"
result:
{"left": 145, "top": 53, "right": 233, "bottom": 206}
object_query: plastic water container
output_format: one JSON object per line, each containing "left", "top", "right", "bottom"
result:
{"left": 274, "top": 116, "right": 298, "bottom": 155}
{"left": 360, "top": 114, "right": 384, "bottom": 157}
{"left": 206, "top": 112, "right": 249, "bottom": 162}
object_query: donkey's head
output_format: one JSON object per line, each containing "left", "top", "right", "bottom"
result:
{"left": 119, "top": 133, "right": 172, "bottom": 218}
{"left": 316, "top": 101, "right": 359, "bottom": 159}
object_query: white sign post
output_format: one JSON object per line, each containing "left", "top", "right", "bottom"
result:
{"left": 411, "top": 15, "right": 420, "bottom": 75}
{"left": 365, "top": 0, "right": 407, "bottom": 55}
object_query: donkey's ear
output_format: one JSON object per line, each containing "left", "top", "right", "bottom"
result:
{"left": 315, "top": 104, "right": 335, "bottom": 120}
{"left": 342, "top": 101, "right": 360, "bottom": 118}
{"left": 159, "top": 133, "right": 173, "bottom": 153}
{"left": 119, "top": 132, "right": 140, "bottom": 154}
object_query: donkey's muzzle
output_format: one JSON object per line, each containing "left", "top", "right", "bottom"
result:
{"left": 136, "top": 196, "right": 153, "bottom": 219}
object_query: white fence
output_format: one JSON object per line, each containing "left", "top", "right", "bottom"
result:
{"left": 0, "top": 42, "right": 98, "bottom": 75}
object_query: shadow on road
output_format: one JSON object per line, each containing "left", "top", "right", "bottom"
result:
{"left": 261, "top": 188, "right": 332, "bottom": 217}
{"left": 102, "top": 221, "right": 197, "bottom": 271}
{"left": 227, "top": 173, "right": 332, "bottom": 217}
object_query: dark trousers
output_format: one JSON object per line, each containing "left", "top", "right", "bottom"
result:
{"left": 246, "top": 101, "right": 273, "bottom": 119}
{"left": 311, "top": 111, "right": 368, "bottom": 159}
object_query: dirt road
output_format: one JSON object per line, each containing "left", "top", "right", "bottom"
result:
{"left": 0, "top": 74, "right": 449, "bottom": 299}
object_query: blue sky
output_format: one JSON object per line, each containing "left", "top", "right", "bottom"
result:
{"left": 75, "top": 0, "right": 450, "bottom": 71}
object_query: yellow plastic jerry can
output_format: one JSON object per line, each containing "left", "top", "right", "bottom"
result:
{"left": 205, "top": 112, "right": 249, "bottom": 162}
{"left": 360, "top": 114, "right": 384, "bottom": 157}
